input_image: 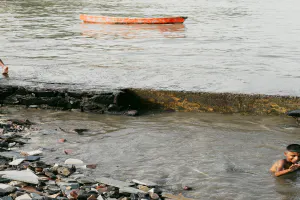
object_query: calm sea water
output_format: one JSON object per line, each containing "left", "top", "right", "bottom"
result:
{"left": 1, "top": 0, "right": 300, "bottom": 95}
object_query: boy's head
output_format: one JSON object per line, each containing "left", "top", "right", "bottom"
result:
{"left": 284, "top": 144, "right": 300, "bottom": 164}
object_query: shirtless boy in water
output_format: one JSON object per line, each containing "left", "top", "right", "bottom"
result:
{"left": 270, "top": 144, "right": 300, "bottom": 177}
{"left": 0, "top": 59, "right": 8, "bottom": 74}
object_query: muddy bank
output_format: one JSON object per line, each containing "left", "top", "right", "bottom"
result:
{"left": 1, "top": 85, "right": 300, "bottom": 116}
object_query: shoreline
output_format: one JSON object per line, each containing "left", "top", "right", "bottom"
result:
{"left": 1, "top": 84, "right": 299, "bottom": 116}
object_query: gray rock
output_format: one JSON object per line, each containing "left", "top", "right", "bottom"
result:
{"left": 30, "top": 193, "right": 43, "bottom": 200}
{"left": 59, "top": 178, "right": 77, "bottom": 183}
{"left": 57, "top": 182, "right": 79, "bottom": 189}
{"left": 24, "top": 156, "right": 40, "bottom": 161}
{"left": 0, "top": 183, "right": 16, "bottom": 196}
{"left": 0, "top": 196, "right": 13, "bottom": 200}
{"left": 47, "top": 185, "right": 61, "bottom": 193}
{"left": 77, "top": 178, "right": 96, "bottom": 185}
{"left": 69, "top": 173, "right": 85, "bottom": 179}
{"left": 130, "top": 194, "right": 139, "bottom": 200}
{"left": 46, "top": 180, "right": 56, "bottom": 185}
{"left": 0, "top": 151, "right": 22, "bottom": 159}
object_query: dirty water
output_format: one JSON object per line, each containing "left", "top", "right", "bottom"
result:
{"left": 1, "top": 106, "right": 300, "bottom": 199}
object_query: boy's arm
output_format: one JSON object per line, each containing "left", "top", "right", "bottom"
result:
{"left": 274, "top": 160, "right": 299, "bottom": 177}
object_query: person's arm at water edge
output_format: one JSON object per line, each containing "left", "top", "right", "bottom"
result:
{"left": 270, "top": 160, "right": 300, "bottom": 177}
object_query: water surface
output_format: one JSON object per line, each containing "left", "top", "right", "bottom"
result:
{"left": 1, "top": 0, "right": 300, "bottom": 95}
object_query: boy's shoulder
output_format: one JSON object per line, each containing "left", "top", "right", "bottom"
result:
{"left": 276, "top": 159, "right": 288, "bottom": 167}
{"left": 270, "top": 159, "right": 287, "bottom": 172}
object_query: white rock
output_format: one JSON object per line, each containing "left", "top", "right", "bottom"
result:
{"left": 15, "top": 193, "right": 32, "bottom": 200}
{"left": 9, "top": 158, "right": 25, "bottom": 166}
{"left": 97, "top": 195, "right": 104, "bottom": 200}
{"left": 64, "top": 158, "right": 84, "bottom": 165}
{"left": 0, "top": 183, "right": 15, "bottom": 193}
{"left": 149, "top": 188, "right": 155, "bottom": 193}
{"left": 0, "top": 169, "right": 39, "bottom": 184}
{"left": 25, "top": 150, "right": 43, "bottom": 156}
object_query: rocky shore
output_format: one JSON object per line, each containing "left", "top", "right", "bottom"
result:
{"left": 1, "top": 84, "right": 300, "bottom": 116}
{"left": 0, "top": 117, "right": 194, "bottom": 200}
{"left": 0, "top": 85, "right": 140, "bottom": 116}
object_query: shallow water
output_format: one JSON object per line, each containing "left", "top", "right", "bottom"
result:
{"left": 1, "top": 0, "right": 300, "bottom": 95}
{"left": 2, "top": 107, "right": 300, "bottom": 199}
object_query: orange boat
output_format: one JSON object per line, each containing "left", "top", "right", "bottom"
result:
{"left": 80, "top": 14, "right": 187, "bottom": 24}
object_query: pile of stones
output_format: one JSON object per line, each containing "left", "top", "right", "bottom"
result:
{"left": 0, "top": 118, "right": 193, "bottom": 200}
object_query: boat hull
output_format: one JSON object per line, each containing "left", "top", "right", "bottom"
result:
{"left": 80, "top": 14, "right": 187, "bottom": 24}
